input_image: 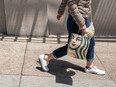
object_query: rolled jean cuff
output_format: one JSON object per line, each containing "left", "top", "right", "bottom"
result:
{"left": 86, "top": 58, "right": 94, "bottom": 63}
{"left": 52, "top": 52, "right": 58, "bottom": 59}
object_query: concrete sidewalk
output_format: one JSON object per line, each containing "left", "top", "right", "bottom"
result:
{"left": 0, "top": 36, "right": 116, "bottom": 87}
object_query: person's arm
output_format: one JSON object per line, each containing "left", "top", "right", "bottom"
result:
{"left": 58, "top": 0, "right": 68, "bottom": 16}
{"left": 57, "top": 0, "right": 68, "bottom": 20}
{"left": 67, "top": 0, "right": 86, "bottom": 30}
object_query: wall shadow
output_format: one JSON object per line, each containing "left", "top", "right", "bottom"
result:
{"left": 0, "top": 0, "right": 7, "bottom": 34}
{"left": 14, "top": 0, "right": 27, "bottom": 41}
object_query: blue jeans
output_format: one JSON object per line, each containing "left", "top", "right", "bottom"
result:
{"left": 53, "top": 15, "right": 95, "bottom": 62}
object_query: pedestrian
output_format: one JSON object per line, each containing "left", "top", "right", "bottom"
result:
{"left": 38, "top": 0, "right": 105, "bottom": 75}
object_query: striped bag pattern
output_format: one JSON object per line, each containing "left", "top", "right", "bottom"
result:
{"left": 67, "top": 33, "right": 90, "bottom": 59}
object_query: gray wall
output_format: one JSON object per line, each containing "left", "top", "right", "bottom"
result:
{"left": 0, "top": 0, "right": 116, "bottom": 37}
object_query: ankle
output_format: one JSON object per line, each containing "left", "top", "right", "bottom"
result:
{"left": 44, "top": 55, "right": 49, "bottom": 62}
{"left": 86, "top": 64, "right": 94, "bottom": 69}
{"left": 86, "top": 66, "right": 91, "bottom": 69}
{"left": 86, "top": 61, "right": 94, "bottom": 68}
{"left": 44, "top": 54, "right": 55, "bottom": 62}
{"left": 87, "top": 65, "right": 94, "bottom": 68}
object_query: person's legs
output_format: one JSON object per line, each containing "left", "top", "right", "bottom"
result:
{"left": 38, "top": 15, "right": 80, "bottom": 71}
{"left": 84, "top": 19, "right": 105, "bottom": 75}
{"left": 39, "top": 16, "right": 95, "bottom": 71}
{"left": 44, "top": 15, "right": 80, "bottom": 61}
{"left": 84, "top": 18, "right": 95, "bottom": 68}
{"left": 39, "top": 15, "right": 105, "bottom": 74}
{"left": 86, "top": 37, "right": 95, "bottom": 68}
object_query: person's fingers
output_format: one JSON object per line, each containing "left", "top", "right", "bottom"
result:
{"left": 81, "top": 25, "right": 86, "bottom": 34}
{"left": 57, "top": 15, "right": 59, "bottom": 20}
{"left": 82, "top": 25, "right": 86, "bottom": 31}
{"left": 57, "top": 15, "right": 61, "bottom": 20}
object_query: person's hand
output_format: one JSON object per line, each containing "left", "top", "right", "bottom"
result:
{"left": 57, "top": 15, "right": 62, "bottom": 20}
{"left": 81, "top": 24, "right": 86, "bottom": 32}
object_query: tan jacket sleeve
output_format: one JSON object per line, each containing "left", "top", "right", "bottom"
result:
{"left": 67, "top": 0, "right": 85, "bottom": 28}
{"left": 58, "top": 0, "right": 68, "bottom": 16}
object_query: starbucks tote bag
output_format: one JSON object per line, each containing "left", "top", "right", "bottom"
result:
{"left": 67, "top": 33, "right": 90, "bottom": 59}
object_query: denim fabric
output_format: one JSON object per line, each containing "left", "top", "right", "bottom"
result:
{"left": 53, "top": 15, "right": 95, "bottom": 61}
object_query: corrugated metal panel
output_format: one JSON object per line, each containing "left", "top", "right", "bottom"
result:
{"left": 0, "top": 0, "right": 116, "bottom": 37}
{"left": 93, "top": 0, "right": 116, "bottom": 36}
{"left": 4, "top": 0, "right": 48, "bottom": 36}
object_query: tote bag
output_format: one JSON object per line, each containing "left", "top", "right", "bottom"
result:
{"left": 67, "top": 33, "right": 90, "bottom": 59}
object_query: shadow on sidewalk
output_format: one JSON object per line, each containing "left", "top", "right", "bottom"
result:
{"left": 36, "top": 59, "right": 84, "bottom": 86}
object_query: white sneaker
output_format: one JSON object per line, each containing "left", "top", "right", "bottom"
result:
{"left": 38, "top": 54, "right": 49, "bottom": 72}
{"left": 84, "top": 66, "right": 105, "bottom": 75}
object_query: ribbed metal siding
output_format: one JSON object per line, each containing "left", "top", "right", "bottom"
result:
{"left": 93, "top": 0, "right": 116, "bottom": 36}
{"left": 0, "top": 0, "right": 116, "bottom": 37}
{"left": 4, "top": 0, "right": 48, "bottom": 36}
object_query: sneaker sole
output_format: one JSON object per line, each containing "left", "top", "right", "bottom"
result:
{"left": 85, "top": 71, "right": 105, "bottom": 75}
